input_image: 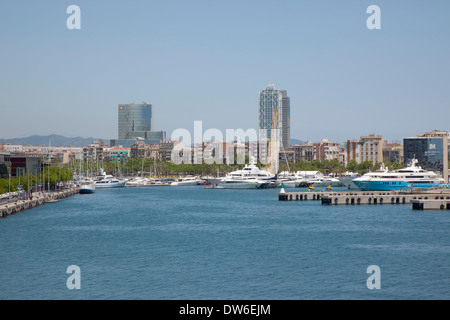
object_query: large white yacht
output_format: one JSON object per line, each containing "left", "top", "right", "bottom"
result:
{"left": 352, "top": 159, "right": 446, "bottom": 191}
{"left": 94, "top": 169, "right": 126, "bottom": 188}
{"left": 218, "top": 157, "right": 277, "bottom": 189}
{"left": 277, "top": 171, "right": 307, "bottom": 188}
{"left": 313, "top": 175, "right": 342, "bottom": 187}
{"left": 294, "top": 171, "right": 325, "bottom": 187}
{"left": 170, "top": 176, "right": 204, "bottom": 186}
{"left": 125, "top": 177, "right": 147, "bottom": 187}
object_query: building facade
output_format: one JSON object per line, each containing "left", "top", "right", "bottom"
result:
{"left": 345, "top": 140, "right": 361, "bottom": 165}
{"left": 110, "top": 132, "right": 166, "bottom": 148}
{"left": 314, "top": 139, "right": 341, "bottom": 162}
{"left": 0, "top": 152, "right": 10, "bottom": 178}
{"left": 82, "top": 140, "right": 107, "bottom": 163}
{"left": 130, "top": 140, "right": 181, "bottom": 162}
{"left": 383, "top": 143, "right": 404, "bottom": 164}
{"left": 292, "top": 143, "right": 315, "bottom": 162}
{"left": 105, "top": 147, "right": 130, "bottom": 162}
{"left": 359, "top": 134, "right": 384, "bottom": 164}
{"left": 9, "top": 156, "right": 43, "bottom": 177}
{"left": 404, "top": 130, "right": 449, "bottom": 183}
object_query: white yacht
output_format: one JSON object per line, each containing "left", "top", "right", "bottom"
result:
{"left": 79, "top": 178, "right": 96, "bottom": 194}
{"left": 94, "top": 169, "right": 126, "bottom": 188}
{"left": 170, "top": 176, "right": 204, "bottom": 186}
{"left": 338, "top": 172, "right": 360, "bottom": 190}
{"left": 125, "top": 177, "right": 147, "bottom": 187}
{"left": 145, "top": 178, "right": 172, "bottom": 187}
{"left": 295, "top": 171, "right": 325, "bottom": 187}
{"left": 352, "top": 159, "right": 446, "bottom": 191}
{"left": 277, "top": 171, "right": 306, "bottom": 188}
{"left": 218, "top": 157, "right": 277, "bottom": 189}
{"left": 313, "top": 175, "right": 342, "bottom": 187}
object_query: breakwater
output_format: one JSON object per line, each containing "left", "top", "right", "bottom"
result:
{"left": 0, "top": 188, "right": 79, "bottom": 218}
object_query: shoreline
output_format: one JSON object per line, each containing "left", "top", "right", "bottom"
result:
{"left": 0, "top": 187, "right": 79, "bottom": 218}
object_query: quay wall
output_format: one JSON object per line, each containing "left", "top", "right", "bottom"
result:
{"left": 278, "top": 189, "right": 450, "bottom": 210}
{"left": 0, "top": 188, "right": 79, "bottom": 218}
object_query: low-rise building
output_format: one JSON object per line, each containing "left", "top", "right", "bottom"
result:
{"left": 314, "top": 139, "right": 341, "bottom": 162}
{"left": 9, "top": 156, "right": 44, "bottom": 177}
{"left": 105, "top": 147, "right": 130, "bottom": 162}
{"left": 359, "top": 134, "right": 384, "bottom": 164}
{"left": 383, "top": 143, "right": 404, "bottom": 164}
{"left": 0, "top": 152, "right": 11, "bottom": 178}
{"left": 83, "top": 141, "right": 106, "bottom": 163}
{"left": 292, "top": 143, "right": 315, "bottom": 162}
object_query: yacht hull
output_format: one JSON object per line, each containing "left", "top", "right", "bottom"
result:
{"left": 313, "top": 181, "right": 343, "bottom": 188}
{"left": 353, "top": 180, "right": 445, "bottom": 191}
{"left": 79, "top": 188, "right": 95, "bottom": 194}
{"left": 95, "top": 181, "right": 126, "bottom": 188}
{"left": 170, "top": 181, "right": 200, "bottom": 186}
{"left": 218, "top": 182, "right": 262, "bottom": 189}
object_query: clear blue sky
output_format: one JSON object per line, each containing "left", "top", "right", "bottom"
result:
{"left": 1, "top": 0, "right": 449, "bottom": 143}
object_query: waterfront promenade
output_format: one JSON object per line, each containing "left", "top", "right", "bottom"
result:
{"left": 0, "top": 188, "right": 79, "bottom": 218}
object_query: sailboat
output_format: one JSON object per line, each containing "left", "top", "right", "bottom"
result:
{"left": 76, "top": 152, "right": 96, "bottom": 194}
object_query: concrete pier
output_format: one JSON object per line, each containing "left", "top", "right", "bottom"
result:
{"left": 0, "top": 187, "right": 79, "bottom": 218}
{"left": 278, "top": 190, "right": 411, "bottom": 202}
{"left": 321, "top": 192, "right": 415, "bottom": 206}
{"left": 278, "top": 191, "right": 340, "bottom": 202}
{"left": 278, "top": 189, "right": 450, "bottom": 209}
{"left": 411, "top": 199, "right": 450, "bottom": 210}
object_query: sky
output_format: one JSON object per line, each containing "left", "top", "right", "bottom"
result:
{"left": 0, "top": 0, "right": 449, "bottom": 144}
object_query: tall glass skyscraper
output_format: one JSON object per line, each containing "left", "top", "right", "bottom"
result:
{"left": 258, "top": 85, "right": 290, "bottom": 148}
{"left": 281, "top": 90, "right": 290, "bottom": 148}
{"left": 118, "top": 103, "right": 153, "bottom": 140}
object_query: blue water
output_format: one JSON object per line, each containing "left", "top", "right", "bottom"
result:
{"left": 1, "top": 186, "right": 449, "bottom": 300}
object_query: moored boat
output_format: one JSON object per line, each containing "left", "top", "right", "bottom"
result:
{"left": 170, "top": 176, "right": 204, "bottom": 186}
{"left": 352, "top": 159, "right": 446, "bottom": 191}
{"left": 94, "top": 169, "right": 126, "bottom": 188}
{"left": 79, "top": 178, "right": 96, "bottom": 194}
{"left": 218, "top": 157, "right": 276, "bottom": 189}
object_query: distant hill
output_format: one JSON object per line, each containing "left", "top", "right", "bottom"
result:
{"left": 1, "top": 135, "right": 109, "bottom": 147}
{"left": 290, "top": 138, "right": 304, "bottom": 145}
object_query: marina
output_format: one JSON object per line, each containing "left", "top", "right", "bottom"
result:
{"left": 1, "top": 186, "right": 450, "bottom": 300}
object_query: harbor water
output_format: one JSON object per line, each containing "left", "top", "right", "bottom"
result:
{"left": 1, "top": 186, "right": 450, "bottom": 300}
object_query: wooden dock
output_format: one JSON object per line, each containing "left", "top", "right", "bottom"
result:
{"left": 0, "top": 188, "right": 79, "bottom": 218}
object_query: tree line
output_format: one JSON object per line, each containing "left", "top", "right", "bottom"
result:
{"left": 0, "top": 167, "right": 73, "bottom": 194}
{"left": 1, "top": 158, "right": 404, "bottom": 194}
{"left": 72, "top": 157, "right": 404, "bottom": 177}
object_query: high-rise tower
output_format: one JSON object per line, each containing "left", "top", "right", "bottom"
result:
{"left": 118, "top": 103, "right": 153, "bottom": 140}
{"left": 258, "top": 84, "right": 290, "bottom": 148}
